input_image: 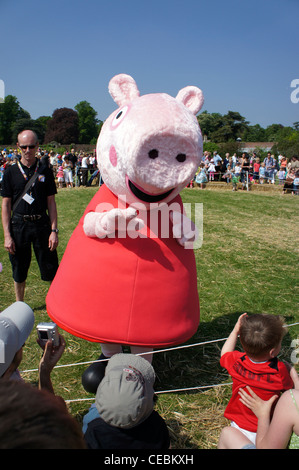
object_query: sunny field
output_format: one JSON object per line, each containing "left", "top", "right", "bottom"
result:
{"left": 0, "top": 185, "right": 298, "bottom": 449}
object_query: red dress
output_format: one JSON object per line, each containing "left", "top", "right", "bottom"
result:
{"left": 46, "top": 185, "right": 200, "bottom": 347}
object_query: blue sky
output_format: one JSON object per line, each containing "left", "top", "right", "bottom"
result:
{"left": 1, "top": 0, "right": 298, "bottom": 128}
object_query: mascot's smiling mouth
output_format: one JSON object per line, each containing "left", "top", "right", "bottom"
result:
{"left": 126, "top": 176, "right": 173, "bottom": 203}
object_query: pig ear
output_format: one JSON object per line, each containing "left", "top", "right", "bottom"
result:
{"left": 176, "top": 86, "right": 204, "bottom": 115}
{"left": 109, "top": 74, "right": 140, "bottom": 107}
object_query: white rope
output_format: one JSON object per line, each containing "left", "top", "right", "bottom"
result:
{"left": 64, "top": 382, "right": 234, "bottom": 404}
{"left": 21, "top": 336, "right": 229, "bottom": 373}
{"left": 21, "top": 321, "right": 299, "bottom": 375}
{"left": 19, "top": 321, "right": 298, "bottom": 403}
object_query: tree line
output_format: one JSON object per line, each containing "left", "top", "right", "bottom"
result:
{"left": 0, "top": 95, "right": 102, "bottom": 146}
{"left": 197, "top": 110, "right": 299, "bottom": 159}
{"left": 197, "top": 110, "right": 299, "bottom": 143}
{"left": 0, "top": 96, "right": 298, "bottom": 157}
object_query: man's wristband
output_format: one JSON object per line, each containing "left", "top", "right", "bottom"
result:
{"left": 51, "top": 229, "right": 59, "bottom": 233}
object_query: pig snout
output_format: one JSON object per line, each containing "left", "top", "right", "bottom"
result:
{"left": 148, "top": 148, "right": 186, "bottom": 163}
{"left": 131, "top": 132, "right": 200, "bottom": 191}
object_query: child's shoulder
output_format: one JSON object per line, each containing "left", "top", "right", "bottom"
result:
{"left": 220, "top": 350, "right": 243, "bottom": 366}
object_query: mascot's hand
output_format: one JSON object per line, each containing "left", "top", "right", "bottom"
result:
{"left": 83, "top": 208, "right": 144, "bottom": 238}
{"left": 170, "top": 211, "right": 198, "bottom": 248}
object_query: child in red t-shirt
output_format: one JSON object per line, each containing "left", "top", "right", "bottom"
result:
{"left": 219, "top": 313, "right": 297, "bottom": 447}
{"left": 253, "top": 159, "right": 261, "bottom": 183}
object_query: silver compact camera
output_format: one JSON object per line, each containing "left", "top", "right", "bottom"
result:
{"left": 36, "top": 322, "right": 59, "bottom": 346}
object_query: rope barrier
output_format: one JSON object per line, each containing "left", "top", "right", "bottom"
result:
{"left": 192, "top": 169, "right": 295, "bottom": 186}
{"left": 62, "top": 321, "right": 298, "bottom": 403}
{"left": 21, "top": 321, "right": 299, "bottom": 377}
{"left": 18, "top": 320, "right": 299, "bottom": 404}
{"left": 64, "top": 382, "right": 234, "bottom": 404}
{"left": 21, "top": 336, "right": 230, "bottom": 374}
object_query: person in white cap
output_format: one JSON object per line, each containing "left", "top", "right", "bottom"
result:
{"left": 0, "top": 301, "right": 85, "bottom": 448}
{"left": 0, "top": 302, "right": 86, "bottom": 449}
{"left": 83, "top": 353, "right": 170, "bottom": 449}
{"left": 0, "top": 301, "right": 35, "bottom": 381}
{"left": 0, "top": 301, "right": 65, "bottom": 395}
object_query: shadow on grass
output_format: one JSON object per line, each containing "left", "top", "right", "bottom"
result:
{"left": 33, "top": 304, "right": 46, "bottom": 312}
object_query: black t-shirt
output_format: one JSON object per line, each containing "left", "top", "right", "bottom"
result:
{"left": 1, "top": 159, "right": 57, "bottom": 216}
{"left": 84, "top": 410, "right": 170, "bottom": 449}
{"left": 68, "top": 154, "right": 77, "bottom": 168}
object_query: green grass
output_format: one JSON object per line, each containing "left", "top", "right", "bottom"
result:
{"left": 0, "top": 186, "right": 298, "bottom": 449}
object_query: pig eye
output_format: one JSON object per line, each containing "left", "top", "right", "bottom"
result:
{"left": 148, "top": 149, "right": 159, "bottom": 159}
{"left": 176, "top": 153, "right": 186, "bottom": 162}
{"left": 111, "top": 105, "right": 130, "bottom": 129}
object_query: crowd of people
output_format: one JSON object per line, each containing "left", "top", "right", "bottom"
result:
{"left": 192, "top": 151, "right": 299, "bottom": 194}
{"left": 0, "top": 146, "right": 100, "bottom": 190}
{"left": 0, "top": 131, "right": 298, "bottom": 449}
{"left": 1, "top": 146, "right": 299, "bottom": 195}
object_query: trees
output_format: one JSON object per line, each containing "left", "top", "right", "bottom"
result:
{"left": 197, "top": 110, "right": 299, "bottom": 155}
{"left": 0, "top": 95, "right": 31, "bottom": 144}
{"left": 35, "top": 115, "right": 52, "bottom": 136}
{"left": 271, "top": 123, "right": 299, "bottom": 158}
{"left": 43, "top": 102, "right": 101, "bottom": 145}
{"left": 0, "top": 95, "right": 101, "bottom": 145}
{"left": 242, "top": 124, "right": 266, "bottom": 142}
{"left": 44, "top": 108, "right": 79, "bottom": 144}
{"left": 0, "top": 93, "right": 298, "bottom": 150}
{"left": 0, "top": 95, "right": 51, "bottom": 145}
{"left": 74, "top": 100, "right": 100, "bottom": 144}
{"left": 11, "top": 118, "right": 46, "bottom": 144}
{"left": 197, "top": 111, "right": 223, "bottom": 140}
{"left": 197, "top": 110, "right": 249, "bottom": 142}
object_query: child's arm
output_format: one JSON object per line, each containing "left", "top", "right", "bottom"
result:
{"left": 221, "top": 313, "right": 247, "bottom": 357}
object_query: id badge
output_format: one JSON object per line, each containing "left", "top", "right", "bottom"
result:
{"left": 23, "top": 193, "right": 35, "bottom": 205}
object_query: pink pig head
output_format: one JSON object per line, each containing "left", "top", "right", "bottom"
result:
{"left": 97, "top": 74, "right": 204, "bottom": 207}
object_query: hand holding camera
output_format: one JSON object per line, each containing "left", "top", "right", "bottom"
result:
{"left": 36, "top": 322, "right": 66, "bottom": 381}
{"left": 36, "top": 322, "right": 60, "bottom": 347}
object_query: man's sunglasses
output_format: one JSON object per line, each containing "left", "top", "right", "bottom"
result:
{"left": 19, "top": 145, "right": 37, "bottom": 150}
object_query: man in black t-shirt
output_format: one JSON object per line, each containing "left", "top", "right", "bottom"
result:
{"left": 68, "top": 148, "right": 78, "bottom": 172}
{"left": 1, "top": 130, "right": 59, "bottom": 302}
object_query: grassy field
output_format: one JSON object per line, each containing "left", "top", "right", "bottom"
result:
{"left": 0, "top": 185, "right": 298, "bottom": 449}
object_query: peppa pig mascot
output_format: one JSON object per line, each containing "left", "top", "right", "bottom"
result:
{"left": 46, "top": 74, "right": 204, "bottom": 393}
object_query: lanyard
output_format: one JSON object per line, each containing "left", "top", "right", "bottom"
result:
{"left": 17, "top": 159, "right": 38, "bottom": 181}
{"left": 17, "top": 159, "right": 39, "bottom": 196}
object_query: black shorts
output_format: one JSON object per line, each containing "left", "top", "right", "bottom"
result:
{"left": 9, "top": 214, "right": 59, "bottom": 283}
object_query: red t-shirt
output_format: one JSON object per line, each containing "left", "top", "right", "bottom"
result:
{"left": 220, "top": 351, "right": 293, "bottom": 431}
{"left": 253, "top": 162, "right": 260, "bottom": 173}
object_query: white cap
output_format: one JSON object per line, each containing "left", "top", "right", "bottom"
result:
{"left": 0, "top": 302, "right": 34, "bottom": 377}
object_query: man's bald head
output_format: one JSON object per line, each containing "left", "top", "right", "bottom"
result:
{"left": 17, "top": 130, "right": 39, "bottom": 145}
